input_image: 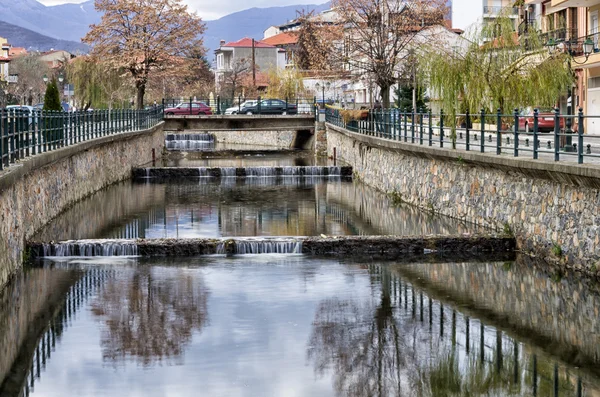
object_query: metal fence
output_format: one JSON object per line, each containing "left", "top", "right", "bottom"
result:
{"left": 0, "top": 106, "right": 163, "bottom": 171}
{"left": 162, "top": 97, "right": 318, "bottom": 116}
{"left": 326, "top": 107, "right": 600, "bottom": 165}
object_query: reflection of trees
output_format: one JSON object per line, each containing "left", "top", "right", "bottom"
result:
{"left": 91, "top": 267, "right": 209, "bottom": 366}
{"left": 307, "top": 270, "right": 408, "bottom": 396}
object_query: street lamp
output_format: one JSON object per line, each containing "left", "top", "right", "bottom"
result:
{"left": 546, "top": 36, "right": 595, "bottom": 151}
{"left": 42, "top": 74, "right": 48, "bottom": 84}
{"left": 315, "top": 81, "right": 330, "bottom": 108}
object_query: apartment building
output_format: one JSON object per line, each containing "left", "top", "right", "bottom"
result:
{"left": 451, "top": 0, "right": 520, "bottom": 32}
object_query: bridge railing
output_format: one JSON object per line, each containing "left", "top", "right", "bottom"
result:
{"left": 0, "top": 106, "right": 164, "bottom": 171}
{"left": 162, "top": 96, "right": 318, "bottom": 116}
{"left": 326, "top": 106, "right": 600, "bottom": 165}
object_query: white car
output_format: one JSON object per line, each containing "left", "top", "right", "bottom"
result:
{"left": 225, "top": 100, "right": 257, "bottom": 115}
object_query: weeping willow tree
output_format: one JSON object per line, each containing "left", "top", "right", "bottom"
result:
{"left": 67, "top": 56, "right": 134, "bottom": 109}
{"left": 264, "top": 68, "right": 306, "bottom": 100}
{"left": 420, "top": 14, "right": 573, "bottom": 146}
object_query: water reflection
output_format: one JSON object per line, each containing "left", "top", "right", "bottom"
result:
{"left": 1, "top": 257, "right": 600, "bottom": 396}
{"left": 91, "top": 265, "right": 209, "bottom": 366}
{"left": 32, "top": 180, "right": 479, "bottom": 242}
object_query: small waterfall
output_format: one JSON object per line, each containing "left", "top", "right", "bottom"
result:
{"left": 216, "top": 238, "right": 303, "bottom": 255}
{"left": 221, "top": 167, "right": 237, "bottom": 177}
{"left": 198, "top": 168, "right": 210, "bottom": 177}
{"left": 41, "top": 240, "right": 139, "bottom": 257}
{"left": 165, "top": 133, "right": 214, "bottom": 151}
{"left": 244, "top": 167, "right": 274, "bottom": 177}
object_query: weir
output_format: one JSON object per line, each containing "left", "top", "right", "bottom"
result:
{"left": 28, "top": 235, "right": 515, "bottom": 260}
{"left": 133, "top": 166, "right": 353, "bottom": 179}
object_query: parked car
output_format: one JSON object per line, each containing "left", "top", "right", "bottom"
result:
{"left": 239, "top": 99, "right": 297, "bottom": 115}
{"left": 6, "top": 105, "right": 36, "bottom": 128}
{"left": 225, "top": 100, "right": 257, "bottom": 115}
{"left": 164, "top": 102, "right": 212, "bottom": 116}
{"left": 518, "top": 107, "right": 565, "bottom": 133}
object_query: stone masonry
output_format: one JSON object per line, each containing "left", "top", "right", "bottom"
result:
{"left": 326, "top": 123, "right": 600, "bottom": 275}
{"left": 0, "top": 124, "right": 165, "bottom": 289}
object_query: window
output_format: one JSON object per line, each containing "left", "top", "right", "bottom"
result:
{"left": 217, "top": 54, "right": 224, "bottom": 69}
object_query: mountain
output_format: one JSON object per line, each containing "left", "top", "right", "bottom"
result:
{"left": 204, "top": 2, "right": 331, "bottom": 57}
{"left": 0, "top": 0, "right": 99, "bottom": 43}
{"left": 0, "top": 20, "right": 88, "bottom": 53}
{"left": 0, "top": 0, "right": 330, "bottom": 56}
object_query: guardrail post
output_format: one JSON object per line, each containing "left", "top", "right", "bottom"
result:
{"left": 533, "top": 108, "right": 539, "bottom": 159}
{"left": 496, "top": 108, "right": 501, "bottom": 155}
{"left": 419, "top": 109, "right": 424, "bottom": 145}
{"left": 578, "top": 107, "right": 584, "bottom": 164}
{"left": 465, "top": 110, "right": 470, "bottom": 151}
{"left": 554, "top": 107, "right": 560, "bottom": 161}
{"left": 440, "top": 109, "right": 444, "bottom": 148}
{"left": 513, "top": 108, "right": 519, "bottom": 157}
{"left": 480, "top": 109, "right": 485, "bottom": 152}
{"left": 428, "top": 109, "right": 433, "bottom": 146}
{"left": 411, "top": 108, "right": 415, "bottom": 143}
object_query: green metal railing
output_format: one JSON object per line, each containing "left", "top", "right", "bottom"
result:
{"left": 326, "top": 106, "right": 600, "bottom": 165}
{"left": 0, "top": 106, "right": 163, "bottom": 171}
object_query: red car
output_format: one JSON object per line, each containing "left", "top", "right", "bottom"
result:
{"left": 164, "top": 102, "right": 212, "bottom": 116}
{"left": 518, "top": 107, "right": 564, "bottom": 133}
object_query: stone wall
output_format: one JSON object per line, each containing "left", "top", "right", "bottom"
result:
{"left": 326, "top": 123, "right": 600, "bottom": 274}
{"left": 0, "top": 124, "right": 164, "bottom": 288}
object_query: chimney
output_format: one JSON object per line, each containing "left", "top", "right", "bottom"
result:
{"left": 220, "top": 40, "right": 226, "bottom": 47}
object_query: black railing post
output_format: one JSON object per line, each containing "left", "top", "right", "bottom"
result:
{"left": 440, "top": 109, "right": 444, "bottom": 148}
{"left": 428, "top": 109, "right": 433, "bottom": 146}
{"left": 578, "top": 107, "right": 584, "bottom": 164}
{"left": 257, "top": 96, "right": 262, "bottom": 115}
{"left": 533, "top": 108, "right": 539, "bottom": 160}
{"left": 189, "top": 97, "right": 193, "bottom": 115}
{"left": 419, "top": 109, "right": 424, "bottom": 145}
{"left": 465, "top": 110, "right": 470, "bottom": 151}
{"left": 480, "top": 109, "right": 485, "bottom": 153}
{"left": 403, "top": 108, "right": 407, "bottom": 142}
{"left": 554, "top": 107, "right": 560, "bottom": 161}
{"left": 513, "top": 108, "right": 519, "bottom": 157}
{"left": 285, "top": 97, "right": 289, "bottom": 114}
{"left": 411, "top": 108, "right": 415, "bottom": 143}
{"left": 496, "top": 108, "right": 501, "bottom": 155}
{"left": 217, "top": 95, "right": 221, "bottom": 115}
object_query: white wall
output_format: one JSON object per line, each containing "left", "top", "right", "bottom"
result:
{"left": 451, "top": 0, "right": 483, "bottom": 32}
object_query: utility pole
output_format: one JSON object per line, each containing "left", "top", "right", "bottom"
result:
{"left": 252, "top": 39, "right": 256, "bottom": 88}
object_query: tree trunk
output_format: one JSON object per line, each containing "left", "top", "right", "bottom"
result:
{"left": 136, "top": 83, "right": 146, "bottom": 110}
{"left": 380, "top": 84, "right": 391, "bottom": 108}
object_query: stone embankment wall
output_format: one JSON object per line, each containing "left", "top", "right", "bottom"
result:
{"left": 326, "top": 123, "right": 600, "bottom": 274}
{"left": 0, "top": 124, "right": 164, "bottom": 288}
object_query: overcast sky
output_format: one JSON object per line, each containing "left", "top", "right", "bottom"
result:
{"left": 37, "top": 0, "right": 328, "bottom": 20}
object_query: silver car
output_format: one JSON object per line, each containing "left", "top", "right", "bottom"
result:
{"left": 225, "top": 100, "right": 257, "bottom": 115}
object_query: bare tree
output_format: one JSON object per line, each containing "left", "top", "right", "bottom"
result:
{"left": 333, "top": 0, "right": 447, "bottom": 107}
{"left": 219, "top": 58, "right": 251, "bottom": 100}
{"left": 8, "top": 54, "right": 50, "bottom": 105}
{"left": 83, "top": 0, "right": 206, "bottom": 109}
{"left": 295, "top": 11, "right": 342, "bottom": 73}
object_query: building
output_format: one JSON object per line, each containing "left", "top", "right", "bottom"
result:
{"left": 39, "top": 50, "right": 74, "bottom": 69}
{"left": 0, "top": 37, "right": 11, "bottom": 82}
{"left": 263, "top": 8, "right": 340, "bottom": 39}
{"left": 451, "top": 0, "right": 520, "bottom": 32}
{"left": 262, "top": 32, "right": 299, "bottom": 68}
{"left": 214, "top": 38, "right": 287, "bottom": 92}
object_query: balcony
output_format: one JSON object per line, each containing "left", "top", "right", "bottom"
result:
{"left": 540, "top": 28, "right": 579, "bottom": 43}
{"left": 483, "top": 6, "right": 519, "bottom": 16}
{"left": 551, "top": 0, "right": 600, "bottom": 8}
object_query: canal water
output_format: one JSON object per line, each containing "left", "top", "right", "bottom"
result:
{"left": 2, "top": 135, "right": 600, "bottom": 396}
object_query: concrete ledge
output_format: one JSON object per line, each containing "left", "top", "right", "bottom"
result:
{"left": 0, "top": 123, "right": 164, "bottom": 194}
{"left": 327, "top": 123, "right": 600, "bottom": 189}
{"left": 27, "top": 234, "right": 515, "bottom": 260}
{"left": 132, "top": 166, "right": 353, "bottom": 179}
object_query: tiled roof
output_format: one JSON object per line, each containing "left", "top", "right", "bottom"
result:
{"left": 222, "top": 37, "right": 275, "bottom": 48}
{"left": 262, "top": 32, "right": 298, "bottom": 46}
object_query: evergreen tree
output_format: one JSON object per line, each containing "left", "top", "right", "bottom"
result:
{"left": 394, "top": 85, "right": 427, "bottom": 111}
{"left": 43, "top": 79, "right": 62, "bottom": 111}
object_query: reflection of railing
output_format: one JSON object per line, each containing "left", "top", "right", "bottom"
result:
{"left": 483, "top": 6, "right": 518, "bottom": 15}
{"left": 364, "top": 264, "right": 590, "bottom": 395}
{"left": 8, "top": 267, "right": 111, "bottom": 397}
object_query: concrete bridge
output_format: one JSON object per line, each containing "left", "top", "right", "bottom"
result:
{"left": 164, "top": 114, "right": 317, "bottom": 150}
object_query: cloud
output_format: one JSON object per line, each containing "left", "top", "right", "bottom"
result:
{"left": 37, "top": 0, "right": 328, "bottom": 20}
